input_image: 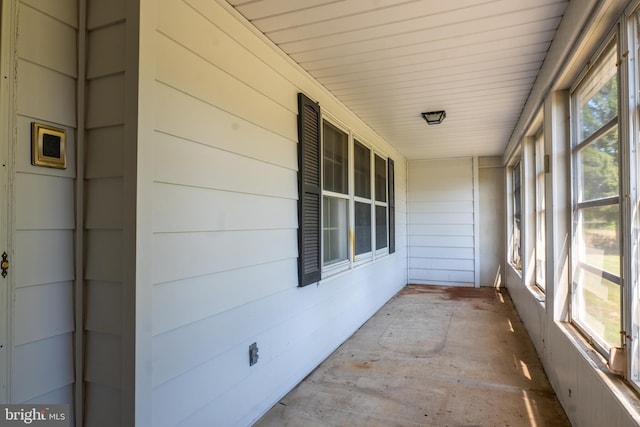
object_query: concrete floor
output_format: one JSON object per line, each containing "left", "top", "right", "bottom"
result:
{"left": 255, "top": 285, "right": 570, "bottom": 427}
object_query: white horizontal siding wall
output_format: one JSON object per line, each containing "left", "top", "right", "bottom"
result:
{"left": 408, "top": 158, "right": 476, "bottom": 286}
{"left": 10, "top": 0, "right": 77, "bottom": 405}
{"left": 135, "top": 0, "right": 407, "bottom": 425}
{"left": 83, "top": 0, "right": 129, "bottom": 425}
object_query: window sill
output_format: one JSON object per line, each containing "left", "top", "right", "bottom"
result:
{"left": 507, "top": 262, "right": 523, "bottom": 279}
{"left": 527, "top": 285, "right": 545, "bottom": 304}
{"left": 318, "top": 250, "right": 393, "bottom": 285}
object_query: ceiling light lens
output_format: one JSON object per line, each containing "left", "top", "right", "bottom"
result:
{"left": 421, "top": 110, "right": 446, "bottom": 125}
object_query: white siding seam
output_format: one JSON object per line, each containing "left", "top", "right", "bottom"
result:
{"left": 150, "top": 257, "right": 297, "bottom": 287}
{"left": 153, "top": 80, "right": 296, "bottom": 143}
{"left": 18, "top": 2, "right": 78, "bottom": 30}
{"left": 153, "top": 129, "right": 297, "bottom": 172}
{"left": 152, "top": 181, "right": 295, "bottom": 201}
{"left": 87, "top": 19, "right": 126, "bottom": 32}
{"left": 13, "top": 330, "right": 74, "bottom": 348}
{"left": 156, "top": 29, "right": 297, "bottom": 116}
{"left": 153, "top": 181, "right": 296, "bottom": 200}
{"left": 153, "top": 228, "right": 296, "bottom": 234}
{"left": 16, "top": 57, "right": 77, "bottom": 80}
{"left": 86, "top": 70, "right": 125, "bottom": 83}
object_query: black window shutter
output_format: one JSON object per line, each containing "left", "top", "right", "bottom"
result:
{"left": 388, "top": 158, "right": 396, "bottom": 254}
{"left": 297, "top": 93, "right": 321, "bottom": 286}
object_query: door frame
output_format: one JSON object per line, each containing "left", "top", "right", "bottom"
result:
{"left": 0, "top": 0, "right": 15, "bottom": 404}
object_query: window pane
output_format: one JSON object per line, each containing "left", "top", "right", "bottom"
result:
{"left": 571, "top": 43, "right": 620, "bottom": 352}
{"left": 354, "top": 141, "right": 371, "bottom": 199}
{"left": 375, "top": 155, "right": 387, "bottom": 202}
{"left": 323, "top": 196, "right": 348, "bottom": 266}
{"left": 512, "top": 163, "right": 522, "bottom": 270}
{"left": 323, "top": 122, "right": 348, "bottom": 194}
{"left": 355, "top": 202, "right": 372, "bottom": 255}
{"left": 535, "top": 133, "right": 546, "bottom": 290}
{"left": 576, "top": 48, "right": 617, "bottom": 142}
{"left": 577, "top": 205, "right": 620, "bottom": 276}
{"left": 574, "top": 268, "right": 621, "bottom": 347}
{"left": 577, "top": 128, "right": 619, "bottom": 202}
{"left": 376, "top": 205, "right": 387, "bottom": 250}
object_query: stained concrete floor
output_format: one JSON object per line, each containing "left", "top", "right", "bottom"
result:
{"left": 255, "top": 285, "right": 571, "bottom": 427}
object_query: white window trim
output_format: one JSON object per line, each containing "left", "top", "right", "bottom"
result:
{"left": 321, "top": 118, "right": 351, "bottom": 276}
{"left": 569, "top": 34, "right": 622, "bottom": 358}
{"left": 319, "top": 118, "right": 393, "bottom": 276}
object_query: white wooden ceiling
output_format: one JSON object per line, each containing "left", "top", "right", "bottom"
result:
{"left": 227, "top": 0, "right": 569, "bottom": 160}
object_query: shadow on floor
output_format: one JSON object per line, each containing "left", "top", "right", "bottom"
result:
{"left": 255, "top": 284, "right": 570, "bottom": 427}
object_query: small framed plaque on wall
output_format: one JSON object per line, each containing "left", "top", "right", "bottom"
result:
{"left": 31, "top": 122, "right": 67, "bottom": 169}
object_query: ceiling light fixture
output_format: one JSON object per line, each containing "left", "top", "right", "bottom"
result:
{"left": 421, "top": 110, "right": 446, "bottom": 125}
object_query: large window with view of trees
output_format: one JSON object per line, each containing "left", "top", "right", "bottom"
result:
{"left": 511, "top": 162, "right": 522, "bottom": 271}
{"left": 571, "top": 42, "right": 621, "bottom": 352}
{"left": 535, "top": 128, "right": 546, "bottom": 291}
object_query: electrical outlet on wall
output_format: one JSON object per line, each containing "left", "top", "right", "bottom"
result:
{"left": 249, "top": 342, "right": 259, "bottom": 366}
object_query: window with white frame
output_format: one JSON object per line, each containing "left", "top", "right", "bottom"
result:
{"left": 535, "top": 128, "right": 546, "bottom": 291}
{"left": 374, "top": 154, "right": 388, "bottom": 251}
{"left": 511, "top": 161, "right": 522, "bottom": 271}
{"left": 354, "top": 140, "right": 373, "bottom": 257}
{"left": 571, "top": 41, "right": 621, "bottom": 352}
{"left": 296, "top": 93, "right": 395, "bottom": 286}
{"left": 322, "top": 121, "right": 350, "bottom": 267}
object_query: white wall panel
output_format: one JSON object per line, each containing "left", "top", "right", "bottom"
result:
{"left": 408, "top": 200, "right": 474, "bottom": 213}
{"left": 13, "top": 230, "right": 74, "bottom": 288}
{"left": 408, "top": 235, "right": 473, "bottom": 248}
{"left": 153, "top": 132, "right": 297, "bottom": 199}
{"left": 14, "top": 174, "right": 74, "bottom": 230}
{"left": 136, "top": 1, "right": 409, "bottom": 425}
{"left": 409, "top": 258, "right": 474, "bottom": 271}
{"left": 155, "top": 34, "right": 296, "bottom": 141}
{"left": 84, "top": 332, "right": 122, "bottom": 388}
{"left": 85, "top": 126, "right": 124, "bottom": 179}
{"left": 155, "top": 84, "right": 297, "bottom": 169}
{"left": 157, "top": 0, "right": 296, "bottom": 112}
{"left": 13, "top": 282, "right": 73, "bottom": 346}
{"left": 408, "top": 158, "right": 476, "bottom": 286}
{"left": 153, "top": 259, "right": 297, "bottom": 335}
{"left": 11, "top": 334, "right": 74, "bottom": 402}
{"left": 152, "top": 183, "right": 296, "bottom": 233}
{"left": 86, "top": 74, "right": 125, "bottom": 128}
{"left": 408, "top": 212, "right": 474, "bottom": 225}
{"left": 24, "top": 385, "right": 73, "bottom": 405}
{"left": 84, "top": 383, "right": 121, "bottom": 427}
{"left": 151, "top": 229, "right": 297, "bottom": 284}
{"left": 85, "top": 178, "right": 123, "bottom": 229}
{"left": 85, "top": 281, "right": 122, "bottom": 335}
{"left": 18, "top": 5, "right": 77, "bottom": 77}
{"left": 87, "top": 0, "right": 125, "bottom": 30}
{"left": 16, "top": 60, "right": 76, "bottom": 127}
{"left": 84, "top": 230, "right": 122, "bottom": 282}
{"left": 9, "top": 0, "right": 78, "bottom": 409}
{"left": 21, "top": 0, "right": 77, "bottom": 27}
{"left": 410, "top": 224, "right": 474, "bottom": 236}
{"left": 87, "top": 23, "right": 126, "bottom": 79}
